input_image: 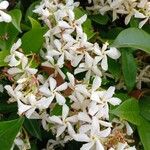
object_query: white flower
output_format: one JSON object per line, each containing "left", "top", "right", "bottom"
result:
{"left": 94, "top": 42, "right": 121, "bottom": 71}
{"left": 74, "top": 52, "right": 102, "bottom": 81}
{"left": 42, "top": 57, "right": 66, "bottom": 79}
{"left": 89, "top": 86, "right": 121, "bottom": 119}
{"left": 0, "top": 1, "right": 12, "bottom": 23}
{"left": 93, "top": 86, "right": 121, "bottom": 106}
{"left": 45, "top": 139, "right": 65, "bottom": 150}
{"left": 77, "top": 112, "right": 112, "bottom": 128}
{"left": 5, "top": 39, "right": 23, "bottom": 67}
{"left": 134, "top": 3, "right": 150, "bottom": 28}
{"left": 5, "top": 84, "right": 23, "bottom": 102}
{"left": 67, "top": 72, "right": 90, "bottom": 97}
{"left": 5, "top": 39, "right": 37, "bottom": 80}
{"left": 112, "top": 118, "right": 133, "bottom": 136}
{"left": 48, "top": 104, "right": 78, "bottom": 137}
{"left": 70, "top": 33, "right": 93, "bottom": 67}
{"left": 69, "top": 116, "right": 111, "bottom": 150}
{"left": 54, "top": 0, "right": 78, "bottom": 22}
{"left": 39, "top": 77, "right": 68, "bottom": 105}
{"left": 17, "top": 94, "right": 53, "bottom": 118}
{"left": 116, "top": 142, "right": 136, "bottom": 150}
{"left": 45, "top": 38, "right": 74, "bottom": 67}
{"left": 13, "top": 132, "right": 31, "bottom": 150}
{"left": 90, "top": 76, "right": 102, "bottom": 102}
{"left": 7, "top": 57, "right": 38, "bottom": 78}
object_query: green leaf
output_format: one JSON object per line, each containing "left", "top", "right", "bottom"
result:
{"left": 0, "top": 23, "right": 19, "bottom": 50}
{"left": 111, "top": 28, "right": 150, "bottom": 54}
{"left": 138, "top": 117, "right": 150, "bottom": 150}
{"left": 9, "top": 9, "right": 22, "bottom": 32}
{"left": 115, "top": 93, "right": 130, "bottom": 102}
{"left": 130, "top": 18, "right": 139, "bottom": 28}
{"left": 25, "top": 1, "right": 40, "bottom": 22}
{"left": 143, "top": 24, "right": 150, "bottom": 34}
{"left": 0, "top": 102, "right": 17, "bottom": 113}
{"left": 139, "top": 96, "right": 150, "bottom": 121}
{"left": 107, "top": 27, "right": 124, "bottom": 40}
{"left": 108, "top": 58, "right": 121, "bottom": 80}
{"left": 24, "top": 118, "right": 42, "bottom": 140}
{"left": 0, "top": 50, "right": 9, "bottom": 67}
{"left": 51, "top": 104, "right": 62, "bottom": 116}
{"left": 121, "top": 49, "right": 137, "bottom": 91}
{"left": 28, "top": 17, "right": 41, "bottom": 28}
{"left": 110, "top": 98, "right": 140, "bottom": 125}
{"left": 21, "top": 27, "right": 46, "bottom": 54}
{"left": 89, "top": 14, "right": 109, "bottom": 25}
{"left": 0, "top": 117, "right": 24, "bottom": 150}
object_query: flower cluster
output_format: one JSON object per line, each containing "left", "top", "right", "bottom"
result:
{"left": 0, "top": 0, "right": 11, "bottom": 23}
{"left": 4, "top": 0, "right": 136, "bottom": 149}
{"left": 88, "top": 0, "right": 150, "bottom": 28}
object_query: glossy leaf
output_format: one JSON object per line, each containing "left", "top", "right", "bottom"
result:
{"left": 0, "top": 23, "right": 19, "bottom": 50}
{"left": 111, "top": 28, "right": 150, "bottom": 54}
{"left": 0, "top": 50, "right": 9, "bottom": 67}
{"left": 108, "top": 58, "right": 121, "bottom": 80}
{"left": 24, "top": 118, "right": 42, "bottom": 140}
{"left": 0, "top": 102, "right": 17, "bottom": 113}
{"left": 21, "top": 27, "right": 46, "bottom": 54}
{"left": 121, "top": 49, "right": 137, "bottom": 91}
{"left": 28, "top": 17, "right": 41, "bottom": 28}
{"left": 25, "top": 1, "right": 40, "bottom": 22}
{"left": 89, "top": 14, "right": 109, "bottom": 25}
{"left": 9, "top": 9, "right": 22, "bottom": 32}
{"left": 110, "top": 98, "right": 140, "bottom": 125}
{"left": 138, "top": 117, "right": 150, "bottom": 150}
{"left": 139, "top": 96, "right": 150, "bottom": 121}
{"left": 0, "top": 117, "right": 24, "bottom": 150}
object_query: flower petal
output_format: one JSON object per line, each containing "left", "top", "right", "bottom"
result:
{"left": 55, "top": 82, "right": 68, "bottom": 91}
{"left": 17, "top": 100, "right": 32, "bottom": 116}
{"left": 54, "top": 39, "right": 62, "bottom": 51}
{"left": 39, "top": 86, "right": 51, "bottom": 96}
{"left": 103, "top": 86, "right": 115, "bottom": 100}
{"left": 37, "top": 97, "right": 53, "bottom": 109}
{"left": 58, "top": 21, "right": 71, "bottom": 28}
{"left": 49, "top": 116, "right": 63, "bottom": 124}
{"left": 91, "top": 91, "right": 100, "bottom": 102}
{"left": 101, "top": 55, "right": 108, "bottom": 71}
{"left": 96, "top": 140, "right": 104, "bottom": 150}
{"left": 49, "top": 77, "right": 57, "bottom": 91}
{"left": 67, "top": 72, "right": 75, "bottom": 86}
{"left": 80, "top": 142, "right": 94, "bottom": 150}
{"left": 92, "top": 76, "right": 102, "bottom": 91}
{"left": 0, "top": 10, "right": 11, "bottom": 22}
{"left": 56, "top": 125, "right": 67, "bottom": 137}
{"left": 76, "top": 14, "right": 87, "bottom": 25}
{"left": 78, "top": 112, "right": 91, "bottom": 123}
{"left": 125, "top": 122, "right": 133, "bottom": 136}
{"left": 11, "top": 39, "right": 22, "bottom": 52}
{"left": 106, "top": 47, "right": 121, "bottom": 59}
{"left": 0, "top": 1, "right": 9, "bottom": 9}
{"left": 7, "top": 67, "right": 22, "bottom": 75}
{"left": 108, "top": 97, "right": 121, "bottom": 106}
{"left": 99, "top": 127, "right": 111, "bottom": 138}
{"left": 73, "top": 134, "right": 90, "bottom": 142}
{"left": 62, "top": 104, "right": 69, "bottom": 121}
{"left": 56, "top": 92, "right": 66, "bottom": 105}
{"left": 79, "top": 124, "right": 91, "bottom": 134}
